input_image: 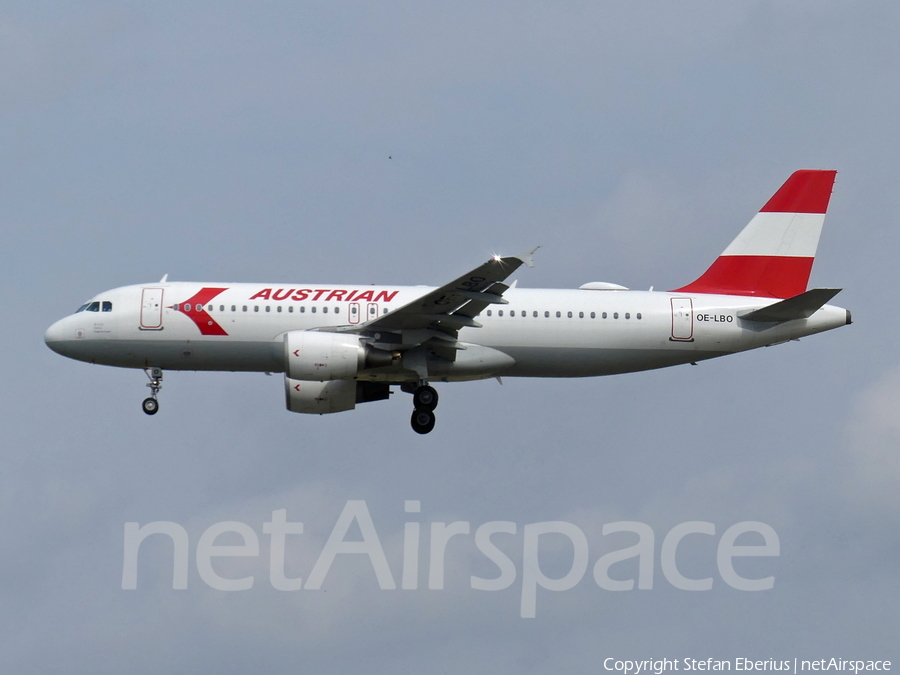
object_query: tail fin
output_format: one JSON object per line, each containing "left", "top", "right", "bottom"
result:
{"left": 673, "top": 170, "right": 837, "bottom": 298}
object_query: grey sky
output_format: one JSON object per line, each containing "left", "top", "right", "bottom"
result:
{"left": 2, "top": 2, "right": 899, "bottom": 672}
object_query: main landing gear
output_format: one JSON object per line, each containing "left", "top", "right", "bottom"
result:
{"left": 409, "top": 384, "right": 438, "bottom": 434}
{"left": 142, "top": 367, "right": 163, "bottom": 416}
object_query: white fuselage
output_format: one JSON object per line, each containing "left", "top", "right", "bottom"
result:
{"left": 44, "top": 281, "right": 850, "bottom": 382}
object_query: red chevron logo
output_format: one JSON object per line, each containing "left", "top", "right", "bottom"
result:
{"left": 172, "top": 288, "right": 229, "bottom": 336}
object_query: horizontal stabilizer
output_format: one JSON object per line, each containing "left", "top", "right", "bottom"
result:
{"left": 739, "top": 288, "right": 842, "bottom": 322}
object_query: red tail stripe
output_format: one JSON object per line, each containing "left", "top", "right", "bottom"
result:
{"left": 759, "top": 169, "right": 836, "bottom": 214}
{"left": 673, "top": 255, "right": 814, "bottom": 298}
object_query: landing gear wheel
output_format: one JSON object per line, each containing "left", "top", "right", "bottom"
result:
{"left": 143, "top": 367, "right": 163, "bottom": 416}
{"left": 410, "top": 409, "right": 436, "bottom": 434}
{"left": 413, "top": 385, "right": 438, "bottom": 411}
{"left": 142, "top": 397, "right": 159, "bottom": 415}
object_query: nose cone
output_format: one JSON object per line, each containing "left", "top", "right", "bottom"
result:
{"left": 44, "top": 317, "right": 75, "bottom": 355}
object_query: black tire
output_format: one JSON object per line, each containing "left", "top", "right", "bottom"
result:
{"left": 413, "top": 385, "right": 438, "bottom": 411}
{"left": 410, "top": 409, "right": 436, "bottom": 434}
{"left": 142, "top": 397, "right": 159, "bottom": 415}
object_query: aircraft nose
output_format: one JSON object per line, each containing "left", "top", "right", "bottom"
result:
{"left": 44, "top": 317, "right": 71, "bottom": 354}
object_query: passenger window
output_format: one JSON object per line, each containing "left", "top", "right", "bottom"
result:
{"left": 242, "top": 305, "right": 247, "bottom": 312}
{"left": 499, "top": 310, "right": 504, "bottom": 317}
{"left": 184, "top": 303, "right": 192, "bottom": 312}
{"left": 637, "top": 313, "right": 642, "bottom": 320}
{"left": 544, "top": 311, "right": 549, "bottom": 318}
{"left": 625, "top": 313, "right": 630, "bottom": 319}
{"left": 102, "top": 301, "right": 113, "bottom": 312}
{"left": 288, "top": 306, "right": 293, "bottom": 313}
{"left": 590, "top": 312, "right": 595, "bottom": 319}
{"left": 614, "top": 312, "right": 619, "bottom": 319}
{"left": 207, "top": 305, "right": 213, "bottom": 311}
{"left": 556, "top": 311, "right": 561, "bottom": 318}
{"left": 567, "top": 311, "right": 572, "bottom": 318}
{"left": 254, "top": 306, "right": 259, "bottom": 312}
{"left": 311, "top": 307, "right": 316, "bottom": 313}
{"left": 334, "top": 307, "right": 339, "bottom": 314}
{"left": 323, "top": 307, "right": 328, "bottom": 314}
{"left": 265, "top": 306, "right": 271, "bottom": 312}
{"left": 383, "top": 308, "right": 388, "bottom": 314}
{"left": 219, "top": 305, "right": 224, "bottom": 312}
{"left": 300, "top": 306, "right": 306, "bottom": 313}
{"left": 579, "top": 311, "right": 584, "bottom": 318}
{"left": 487, "top": 310, "right": 492, "bottom": 317}
{"left": 277, "top": 306, "right": 282, "bottom": 312}
{"left": 602, "top": 312, "right": 607, "bottom": 319}
{"left": 231, "top": 305, "right": 236, "bottom": 312}
{"left": 533, "top": 311, "right": 538, "bottom": 317}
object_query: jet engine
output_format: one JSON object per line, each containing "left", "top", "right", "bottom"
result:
{"left": 283, "top": 330, "right": 394, "bottom": 381}
{"left": 285, "top": 378, "right": 390, "bottom": 414}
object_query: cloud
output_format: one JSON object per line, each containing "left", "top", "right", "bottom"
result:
{"left": 846, "top": 366, "right": 900, "bottom": 511}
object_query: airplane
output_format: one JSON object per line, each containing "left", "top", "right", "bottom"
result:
{"left": 45, "top": 170, "right": 850, "bottom": 434}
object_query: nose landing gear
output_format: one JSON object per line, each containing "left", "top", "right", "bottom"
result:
{"left": 142, "top": 367, "right": 163, "bottom": 415}
{"left": 410, "top": 384, "right": 438, "bottom": 434}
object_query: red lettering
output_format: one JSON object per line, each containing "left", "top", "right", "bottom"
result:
{"left": 249, "top": 289, "right": 272, "bottom": 300}
{"left": 272, "top": 288, "right": 295, "bottom": 301}
{"left": 374, "top": 290, "right": 398, "bottom": 302}
{"left": 345, "top": 290, "right": 358, "bottom": 302}
{"left": 354, "top": 290, "right": 374, "bottom": 302}
{"left": 292, "top": 289, "right": 311, "bottom": 301}
{"left": 325, "top": 289, "right": 347, "bottom": 302}
{"left": 311, "top": 289, "right": 330, "bottom": 301}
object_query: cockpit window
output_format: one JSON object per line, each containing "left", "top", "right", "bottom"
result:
{"left": 102, "top": 301, "right": 112, "bottom": 312}
{"left": 76, "top": 303, "right": 90, "bottom": 313}
{"left": 86, "top": 302, "right": 100, "bottom": 312}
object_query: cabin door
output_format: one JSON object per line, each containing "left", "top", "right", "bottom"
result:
{"left": 670, "top": 297, "right": 693, "bottom": 341}
{"left": 140, "top": 288, "right": 164, "bottom": 330}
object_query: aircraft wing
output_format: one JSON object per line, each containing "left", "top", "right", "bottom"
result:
{"left": 331, "top": 249, "right": 536, "bottom": 341}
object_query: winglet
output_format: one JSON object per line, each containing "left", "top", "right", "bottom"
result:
{"left": 159, "top": 274, "right": 169, "bottom": 283}
{"left": 515, "top": 246, "right": 540, "bottom": 268}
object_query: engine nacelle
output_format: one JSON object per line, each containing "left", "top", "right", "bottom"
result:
{"left": 285, "top": 378, "right": 356, "bottom": 414}
{"left": 284, "top": 330, "right": 394, "bottom": 381}
{"left": 285, "top": 377, "right": 391, "bottom": 414}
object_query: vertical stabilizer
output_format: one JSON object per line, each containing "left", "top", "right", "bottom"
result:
{"left": 673, "top": 170, "right": 837, "bottom": 298}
